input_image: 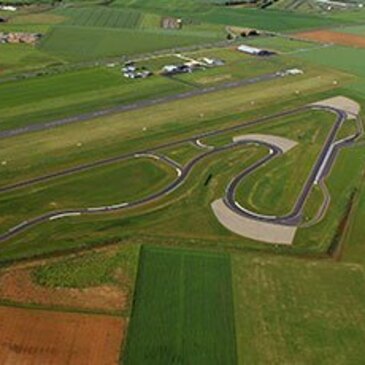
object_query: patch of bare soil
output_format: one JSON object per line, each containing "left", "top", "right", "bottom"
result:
{"left": 295, "top": 30, "right": 365, "bottom": 48}
{"left": 0, "top": 269, "right": 127, "bottom": 312}
{"left": 0, "top": 306, "right": 124, "bottom": 365}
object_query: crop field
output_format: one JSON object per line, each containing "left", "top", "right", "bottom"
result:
{"left": 56, "top": 7, "right": 144, "bottom": 29}
{"left": 232, "top": 252, "right": 365, "bottom": 364}
{"left": 0, "top": 244, "right": 140, "bottom": 312}
{"left": 0, "top": 306, "right": 124, "bottom": 365}
{"left": 40, "top": 25, "right": 221, "bottom": 61}
{"left": 123, "top": 246, "right": 237, "bottom": 365}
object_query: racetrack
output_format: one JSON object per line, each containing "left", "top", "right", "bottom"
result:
{"left": 0, "top": 98, "right": 361, "bottom": 244}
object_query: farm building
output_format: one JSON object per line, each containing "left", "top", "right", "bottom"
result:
{"left": 237, "top": 44, "right": 275, "bottom": 56}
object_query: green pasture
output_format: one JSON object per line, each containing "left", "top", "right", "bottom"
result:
{"left": 338, "top": 24, "right": 365, "bottom": 36}
{"left": 0, "top": 67, "right": 189, "bottom": 132}
{"left": 295, "top": 144, "right": 365, "bottom": 251}
{"left": 174, "top": 53, "right": 294, "bottom": 86}
{"left": 0, "top": 146, "right": 267, "bottom": 262}
{"left": 233, "top": 252, "right": 365, "bottom": 364}
{"left": 116, "top": 0, "right": 347, "bottom": 32}
{"left": 123, "top": 245, "right": 237, "bottom": 365}
{"left": 159, "top": 142, "right": 203, "bottom": 165}
{"left": 0, "top": 44, "right": 62, "bottom": 75}
{"left": 0, "top": 157, "right": 175, "bottom": 235}
{"left": 235, "top": 109, "right": 335, "bottom": 216}
{"left": 39, "top": 25, "right": 222, "bottom": 61}
{"left": 193, "top": 8, "right": 343, "bottom": 32}
{"left": 295, "top": 45, "right": 365, "bottom": 78}
{"left": 336, "top": 118, "right": 359, "bottom": 140}
{"left": 55, "top": 7, "right": 144, "bottom": 29}
{"left": 244, "top": 35, "right": 319, "bottom": 53}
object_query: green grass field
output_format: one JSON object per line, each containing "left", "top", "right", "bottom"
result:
{"left": 0, "top": 67, "right": 189, "bottom": 132}
{"left": 295, "top": 143, "right": 365, "bottom": 251}
{"left": 244, "top": 35, "right": 319, "bottom": 53}
{"left": 39, "top": 25, "right": 222, "bottom": 61}
{"left": 235, "top": 109, "right": 335, "bottom": 216}
{"left": 337, "top": 24, "right": 365, "bottom": 36}
{"left": 3, "top": 0, "right": 365, "bottom": 362}
{"left": 0, "top": 157, "right": 175, "bottom": 235}
{"left": 55, "top": 7, "right": 144, "bottom": 29}
{"left": 123, "top": 245, "right": 237, "bottom": 365}
{"left": 0, "top": 44, "right": 62, "bottom": 75}
{"left": 233, "top": 252, "right": 365, "bottom": 364}
{"left": 294, "top": 45, "right": 365, "bottom": 78}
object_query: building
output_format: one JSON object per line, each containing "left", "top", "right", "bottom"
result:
{"left": 237, "top": 44, "right": 275, "bottom": 56}
{"left": 0, "top": 5, "right": 16, "bottom": 11}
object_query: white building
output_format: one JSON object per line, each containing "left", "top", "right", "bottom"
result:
{"left": 237, "top": 44, "right": 274, "bottom": 56}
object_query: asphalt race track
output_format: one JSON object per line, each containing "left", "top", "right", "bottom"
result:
{"left": 0, "top": 102, "right": 361, "bottom": 243}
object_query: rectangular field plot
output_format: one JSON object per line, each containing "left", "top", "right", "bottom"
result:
{"left": 233, "top": 253, "right": 365, "bottom": 364}
{"left": 123, "top": 246, "right": 237, "bottom": 365}
{"left": 0, "top": 306, "right": 124, "bottom": 365}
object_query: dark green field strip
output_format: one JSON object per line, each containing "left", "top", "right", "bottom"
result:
{"left": 123, "top": 245, "right": 237, "bottom": 365}
{"left": 56, "top": 7, "right": 143, "bottom": 29}
{"left": 39, "top": 25, "right": 222, "bottom": 62}
{"left": 0, "top": 68, "right": 120, "bottom": 110}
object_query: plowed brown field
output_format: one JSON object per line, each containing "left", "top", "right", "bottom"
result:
{"left": 0, "top": 306, "right": 124, "bottom": 365}
{"left": 296, "top": 30, "right": 365, "bottom": 48}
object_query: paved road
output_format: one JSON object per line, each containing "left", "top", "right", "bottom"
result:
{"left": 0, "top": 71, "right": 285, "bottom": 140}
{"left": 0, "top": 104, "right": 360, "bottom": 242}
